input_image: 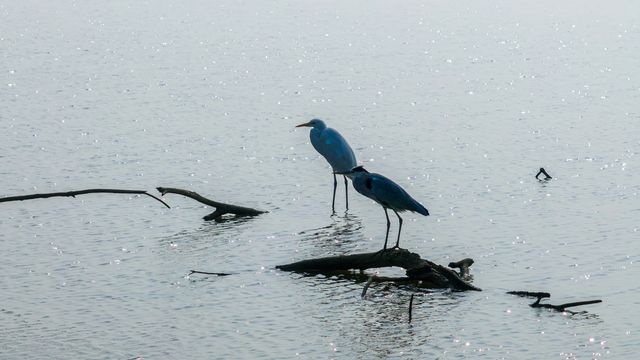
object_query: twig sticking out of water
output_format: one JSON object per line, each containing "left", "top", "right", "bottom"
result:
{"left": 361, "top": 275, "right": 375, "bottom": 299}
{"left": 408, "top": 294, "right": 415, "bottom": 323}
{"left": 535, "top": 167, "right": 552, "bottom": 180}
{"left": 0, "top": 189, "right": 170, "bottom": 208}
{"left": 156, "top": 187, "right": 266, "bottom": 220}
{"left": 189, "top": 270, "right": 232, "bottom": 276}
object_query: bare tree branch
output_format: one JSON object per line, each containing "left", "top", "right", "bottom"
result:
{"left": 0, "top": 189, "right": 170, "bottom": 208}
{"left": 508, "top": 290, "right": 602, "bottom": 312}
{"left": 156, "top": 187, "right": 266, "bottom": 220}
{"left": 188, "top": 270, "right": 232, "bottom": 276}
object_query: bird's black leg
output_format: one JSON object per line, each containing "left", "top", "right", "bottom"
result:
{"left": 344, "top": 175, "right": 349, "bottom": 211}
{"left": 383, "top": 208, "right": 391, "bottom": 249}
{"left": 332, "top": 173, "right": 337, "bottom": 213}
{"left": 392, "top": 210, "right": 403, "bottom": 249}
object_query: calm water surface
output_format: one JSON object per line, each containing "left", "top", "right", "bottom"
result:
{"left": 1, "top": 0, "right": 639, "bottom": 358}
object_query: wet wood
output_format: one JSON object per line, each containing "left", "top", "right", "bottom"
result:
{"left": 535, "top": 167, "right": 552, "bottom": 180}
{"left": 189, "top": 270, "right": 232, "bottom": 276}
{"left": 448, "top": 258, "right": 474, "bottom": 279}
{"left": 156, "top": 187, "right": 266, "bottom": 220}
{"left": 507, "top": 290, "right": 602, "bottom": 312}
{"left": 0, "top": 189, "right": 170, "bottom": 208}
{"left": 408, "top": 294, "right": 415, "bottom": 323}
{"left": 276, "top": 248, "right": 481, "bottom": 291}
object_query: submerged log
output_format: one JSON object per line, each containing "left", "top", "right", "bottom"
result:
{"left": 276, "top": 248, "right": 481, "bottom": 291}
{"left": 156, "top": 187, "right": 267, "bottom": 220}
{"left": 0, "top": 189, "right": 170, "bottom": 208}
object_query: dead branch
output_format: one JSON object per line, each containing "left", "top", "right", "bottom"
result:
{"left": 361, "top": 275, "right": 375, "bottom": 299}
{"left": 277, "top": 248, "right": 480, "bottom": 291}
{"left": 508, "top": 290, "right": 602, "bottom": 312}
{"left": 535, "top": 167, "right": 552, "bottom": 180}
{"left": 448, "top": 258, "right": 474, "bottom": 279}
{"left": 156, "top": 187, "right": 266, "bottom": 220}
{"left": 188, "top": 270, "right": 232, "bottom": 276}
{"left": 408, "top": 294, "right": 415, "bottom": 323}
{"left": 0, "top": 189, "right": 170, "bottom": 208}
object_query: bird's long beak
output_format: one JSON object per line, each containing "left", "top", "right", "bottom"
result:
{"left": 295, "top": 122, "right": 312, "bottom": 128}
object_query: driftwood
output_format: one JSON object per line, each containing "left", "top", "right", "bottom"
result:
{"left": 507, "top": 291, "right": 602, "bottom": 313}
{"left": 156, "top": 187, "right": 266, "bottom": 220}
{"left": 448, "top": 258, "right": 474, "bottom": 279}
{"left": 188, "top": 270, "right": 232, "bottom": 276}
{"left": 408, "top": 294, "right": 415, "bottom": 323}
{"left": 535, "top": 167, "right": 552, "bottom": 180}
{"left": 277, "top": 248, "right": 480, "bottom": 291}
{"left": 0, "top": 189, "right": 170, "bottom": 208}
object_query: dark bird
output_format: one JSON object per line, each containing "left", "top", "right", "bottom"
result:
{"left": 340, "top": 166, "right": 429, "bottom": 249}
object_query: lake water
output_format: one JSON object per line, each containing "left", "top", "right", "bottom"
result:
{"left": 1, "top": 0, "right": 638, "bottom": 358}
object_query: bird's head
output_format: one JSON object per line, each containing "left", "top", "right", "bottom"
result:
{"left": 295, "top": 118, "right": 326, "bottom": 130}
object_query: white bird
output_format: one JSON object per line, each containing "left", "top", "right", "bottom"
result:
{"left": 341, "top": 166, "right": 429, "bottom": 249}
{"left": 296, "top": 119, "right": 357, "bottom": 212}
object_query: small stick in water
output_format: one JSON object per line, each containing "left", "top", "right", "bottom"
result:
{"left": 188, "top": 270, "right": 232, "bottom": 276}
{"left": 535, "top": 167, "right": 552, "bottom": 180}
{"left": 408, "top": 294, "right": 415, "bottom": 323}
{"left": 361, "top": 275, "right": 375, "bottom": 299}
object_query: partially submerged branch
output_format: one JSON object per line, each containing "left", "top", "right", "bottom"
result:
{"left": 408, "top": 294, "right": 415, "bottom": 323}
{"left": 156, "top": 187, "right": 266, "bottom": 220}
{"left": 535, "top": 167, "right": 552, "bottom": 180}
{"left": 188, "top": 270, "right": 232, "bottom": 276}
{"left": 277, "top": 248, "right": 480, "bottom": 291}
{"left": 508, "top": 290, "right": 602, "bottom": 313}
{"left": 0, "top": 189, "right": 170, "bottom": 208}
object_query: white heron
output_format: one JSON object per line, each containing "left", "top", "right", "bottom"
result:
{"left": 296, "top": 119, "right": 357, "bottom": 212}
{"left": 339, "top": 166, "right": 429, "bottom": 249}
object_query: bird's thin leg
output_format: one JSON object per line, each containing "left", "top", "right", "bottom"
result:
{"left": 392, "top": 210, "right": 403, "bottom": 249}
{"left": 344, "top": 175, "right": 349, "bottom": 211}
{"left": 332, "top": 173, "right": 337, "bottom": 213}
{"left": 383, "top": 208, "right": 391, "bottom": 249}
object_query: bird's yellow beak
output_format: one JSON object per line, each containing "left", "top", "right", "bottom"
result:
{"left": 295, "top": 122, "right": 312, "bottom": 128}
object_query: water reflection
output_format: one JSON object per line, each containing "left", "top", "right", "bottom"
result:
{"left": 156, "top": 217, "right": 255, "bottom": 262}
{"left": 297, "top": 213, "right": 364, "bottom": 253}
{"left": 351, "top": 290, "right": 465, "bottom": 358}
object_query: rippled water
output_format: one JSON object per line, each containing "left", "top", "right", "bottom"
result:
{"left": 1, "top": 0, "right": 639, "bottom": 358}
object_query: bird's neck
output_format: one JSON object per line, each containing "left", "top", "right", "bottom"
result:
{"left": 312, "top": 123, "right": 327, "bottom": 131}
